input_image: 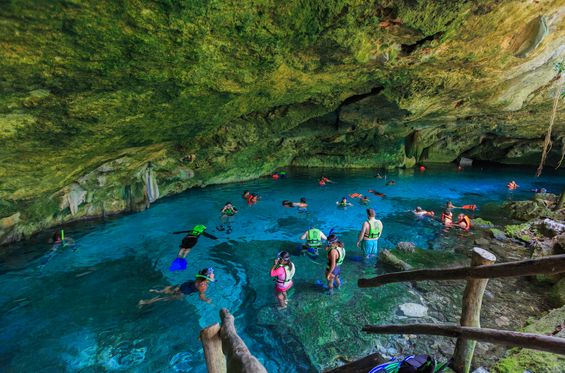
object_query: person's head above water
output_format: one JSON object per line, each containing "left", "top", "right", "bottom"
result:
{"left": 197, "top": 267, "right": 215, "bottom": 281}
{"left": 327, "top": 234, "right": 338, "bottom": 244}
{"left": 416, "top": 206, "right": 423, "bottom": 212}
{"left": 278, "top": 251, "right": 290, "bottom": 263}
{"left": 367, "top": 208, "right": 376, "bottom": 218}
{"left": 300, "top": 197, "right": 306, "bottom": 203}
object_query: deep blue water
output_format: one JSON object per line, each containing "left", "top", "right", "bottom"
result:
{"left": 0, "top": 165, "right": 563, "bottom": 372}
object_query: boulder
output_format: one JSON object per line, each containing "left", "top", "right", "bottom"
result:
{"left": 398, "top": 303, "right": 428, "bottom": 318}
{"left": 490, "top": 228, "right": 506, "bottom": 241}
{"left": 539, "top": 218, "right": 565, "bottom": 238}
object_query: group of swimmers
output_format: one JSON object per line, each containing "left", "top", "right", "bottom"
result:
{"left": 136, "top": 173, "right": 489, "bottom": 309}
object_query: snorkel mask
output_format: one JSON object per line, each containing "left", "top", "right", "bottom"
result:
{"left": 196, "top": 267, "right": 215, "bottom": 282}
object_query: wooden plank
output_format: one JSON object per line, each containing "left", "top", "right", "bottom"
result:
{"left": 200, "top": 323, "right": 226, "bottom": 373}
{"left": 453, "top": 248, "right": 496, "bottom": 373}
{"left": 363, "top": 323, "right": 565, "bottom": 355}
{"left": 358, "top": 254, "right": 565, "bottom": 288}
{"left": 219, "top": 308, "right": 268, "bottom": 373}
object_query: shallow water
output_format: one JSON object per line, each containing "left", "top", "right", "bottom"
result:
{"left": 0, "top": 165, "right": 563, "bottom": 372}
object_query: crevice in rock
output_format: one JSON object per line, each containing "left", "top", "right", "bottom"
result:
{"left": 335, "top": 86, "right": 384, "bottom": 130}
{"left": 400, "top": 32, "right": 443, "bottom": 56}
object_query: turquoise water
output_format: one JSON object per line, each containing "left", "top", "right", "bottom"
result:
{"left": 0, "top": 165, "right": 563, "bottom": 372}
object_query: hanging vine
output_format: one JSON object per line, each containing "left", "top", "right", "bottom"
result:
{"left": 536, "top": 61, "right": 564, "bottom": 177}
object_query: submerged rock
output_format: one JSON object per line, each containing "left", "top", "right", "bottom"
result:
{"left": 379, "top": 249, "right": 413, "bottom": 271}
{"left": 396, "top": 241, "right": 416, "bottom": 253}
{"left": 539, "top": 219, "right": 565, "bottom": 238}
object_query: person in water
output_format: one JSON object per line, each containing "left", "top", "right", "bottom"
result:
{"left": 414, "top": 206, "right": 434, "bottom": 217}
{"left": 457, "top": 213, "right": 471, "bottom": 231}
{"left": 360, "top": 195, "right": 370, "bottom": 205}
{"left": 336, "top": 197, "right": 353, "bottom": 207}
{"left": 368, "top": 189, "right": 385, "bottom": 197}
{"left": 531, "top": 188, "right": 547, "bottom": 193}
{"left": 507, "top": 180, "right": 519, "bottom": 190}
{"left": 441, "top": 211, "right": 454, "bottom": 227}
{"left": 282, "top": 197, "right": 308, "bottom": 209}
{"left": 300, "top": 227, "right": 327, "bottom": 256}
{"left": 325, "top": 234, "right": 345, "bottom": 294}
{"left": 138, "top": 268, "right": 215, "bottom": 307}
{"left": 319, "top": 176, "right": 333, "bottom": 186}
{"left": 177, "top": 225, "right": 216, "bottom": 258}
{"left": 247, "top": 193, "right": 259, "bottom": 204}
{"left": 270, "top": 251, "right": 295, "bottom": 309}
{"left": 218, "top": 202, "right": 237, "bottom": 232}
{"left": 357, "top": 208, "right": 383, "bottom": 259}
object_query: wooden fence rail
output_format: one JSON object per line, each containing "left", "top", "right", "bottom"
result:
{"left": 358, "top": 253, "right": 565, "bottom": 288}
{"left": 363, "top": 323, "right": 565, "bottom": 355}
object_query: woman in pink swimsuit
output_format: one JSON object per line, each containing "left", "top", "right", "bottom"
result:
{"left": 270, "top": 251, "right": 295, "bottom": 309}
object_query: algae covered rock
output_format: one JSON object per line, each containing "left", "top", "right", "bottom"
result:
{"left": 550, "top": 277, "right": 565, "bottom": 308}
{"left": 379, "top": 249, "right": 413, "bottom": 271}
{"left": 504, "top": 223, "right": 532, "bottom": 243}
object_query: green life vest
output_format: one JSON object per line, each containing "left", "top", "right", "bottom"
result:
{"left": 366, "top": 219, "right": 382, "bottom": 239}
{"left": 275, "top": 264, "right": 295, "bottom": 285}
{"left": 338, "top": 201, "right": 347, "bottom": 206}
{"left": 224, "top": 208, "right": 235, "bottom": 216}
{"left": 329, "top": 246, "right": 345, "bottom": 266}
{"left": 307, "top": 229, "right": 322, "bottom": 247}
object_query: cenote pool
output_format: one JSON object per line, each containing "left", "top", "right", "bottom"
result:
{"left": 0, "top": 165, "right": 563, "bottom": 372}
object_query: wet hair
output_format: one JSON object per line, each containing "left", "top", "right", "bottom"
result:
{"left": 243, "top": 190, "right": 249, "bottom": 195}
{"left": 416, "top": 207, "right": 422, "bottom": 212}
{"left": 225, "top": 201, "right": 231, "bottom": 205}
{"left": 367, "top": 208, "right": 376, "bottom": 217}
{"left": 278, "top": 251, "right": 290, "bottom": 262}
{"left": 300, "top": 197, "right": 306, "bottom": 203}
{"left": 199, "top": 268, "right": 212, "bottom": 277}
{"left": 327, "top": 234, "right": 338, "bottom": 243}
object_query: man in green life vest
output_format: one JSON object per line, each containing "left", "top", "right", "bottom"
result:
{"left": 356, "top": 208, "right": 383, "bottom": 259}
{"left": 300, "top": 226, "right": 327, "bottom": 256}
{"left": 325, "top": 234, "right": 345, "bottom": 294}
{"left": 218, "top": 202, "right": 238, "bottom": 232}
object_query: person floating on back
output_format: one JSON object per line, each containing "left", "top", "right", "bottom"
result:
{"left": 300, "top": 226, "right": 327, "bottom": 256}
{"left": 413, "top": 206, "right": 434, "bottom": 218}
{"left": 357, "top": 208, "right": 383, "bottom": 259}
{"left": 325, "top": 234, "right": 345, "bottom": 295}
{"left": 368, "top": 189, "right": 385, "bottom": 197}
{"left": 270, "top": 251, "right": 295, "bottom": 309}
{"left": 138, "top": 267, "right": 215, "bottom": 307}
{"left": 282, "top": 197, "right": 308, "bottom": 210}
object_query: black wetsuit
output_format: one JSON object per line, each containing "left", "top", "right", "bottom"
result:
{"left": 180, "top": 234, "right": 199, "bottom": 249}
{"left": 179, "top": 280, "right": 197, "bottom": 295}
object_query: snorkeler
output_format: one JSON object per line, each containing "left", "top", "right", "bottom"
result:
{"left": 360, "top": 195, "right": 370, "bottom": 205}
{"left": 282, "top": 197, "right": 308, "bottom": 209}
{"left": 413, "top": 207, "right": 434, "bottom": 217}
{"left": 368, "top": 189, "right": 385, "bottom": 197}
{"left": 325, "top": 234, "right": 345, "bottom": 294}
{"left": 300, "top": 227, "right": 327, "bottom": 256}
{"left": 270, "top": 251, "right": 295, "bottom": 309}
{"left": 247, "top": 193, "right": 259, "bottom": 204}
{"left": 356, "top": 208, "right": 383, "bottom": 259}
{"left": 138, "top": 268, "right": 215, "bottom": 307}
{"left": 457, "top": 213, "right": 471, "bottom": 231}
{"left": 176, "top": 225, "right": 217, "bottom": 258}
{"left": 336, "top": 197, "right": 353, "bottom": 207}
{"left": 385, "top": 180, "right": 396, "bottom": 186}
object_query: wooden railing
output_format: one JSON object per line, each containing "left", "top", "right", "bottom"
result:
{"left": 356, "top": 249, "right": 565, "bottom": 373}
{"left": 200, "top": 308, "right": 267, "bottom": 373}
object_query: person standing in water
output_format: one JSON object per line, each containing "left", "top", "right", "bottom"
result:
{"left": 218, "top": 202, "right": 237, "bottom": 232}
{"left": 138, "top": 268, "right": 215, "bottom": 307}
{"left": 325, "top": 234, "right": 345, "bottom": 294}
{"left": 300, "top": 226, "right": 327, "bottom": 256}
{"left": 356, "top": 208, "right": 383, "bottom": 259}
{"left": 270, "top": 251, "right": 295, "bottom": 309}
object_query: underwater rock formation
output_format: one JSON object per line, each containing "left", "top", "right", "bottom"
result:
{"left": 1, "top": 0, "right": 564, "bottom": 244}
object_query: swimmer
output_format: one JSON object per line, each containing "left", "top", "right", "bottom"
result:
{"left": 300, "top": 227, "right": 327, "bottom": 256}
{"left": 176, "top": 225, "right": 217, "bottom": 258}
{"left": 336, "top": 197, "right": 353, "bottom": 207}
{"left": 413, "top": 207, "right": 434, "bottom": 217}
{"left": 375, "top": 173, "right": 384, "bottom": 179}
{"left": 246, "top": 192, "right": 259, "bottom": 204}
{"left": 270, "top": 251, "right": 295, "bottom": 309}
{"left": 356, "top": 208, "right": 383, "bottom": 259}
{"left": 242, "top": 190, "right": 251, "bottom": 200}
{"left": 360, "top": 195, "right": 370, "bottom": 205}
{"left": 457, "top": 213, "right": 471, "bottom": 231}
{"left": 319, "top": 176, "right": 334, "bottom": 186}
{"left": 218, "top": 202, "right": 237, "bottom": 231}
{"left": 368, "top": 190, "right": 385, "bottom": 197}
{"left": 507, "top": 180, "right": 519, "bottom": 190}
{"left": 272, "top": 172, "right": 280, "bottom": 180}
{"left": 349, "top": 193, "right": 363, "bottom": 198}
{"left": 282, "top": 197, "right": 308, "bottom": 209}
{"left": 138, "top": 268, "right": 215, "bottom": 307}
{"left": 385, "top": 180, "right": 396, "bottom": 186}
{"left": 531, "top": 188, "right": 547, "bottom": 194}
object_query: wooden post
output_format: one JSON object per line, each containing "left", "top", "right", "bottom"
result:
{"left": 453, "top": 247, "right": 496, "bottom": 373}
{"left": 200, "top": 323, "right": 226, "bottom": 373}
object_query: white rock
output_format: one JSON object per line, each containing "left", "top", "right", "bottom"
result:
{"left": 398, "top": 303, "right": 428, "bottom": 318}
